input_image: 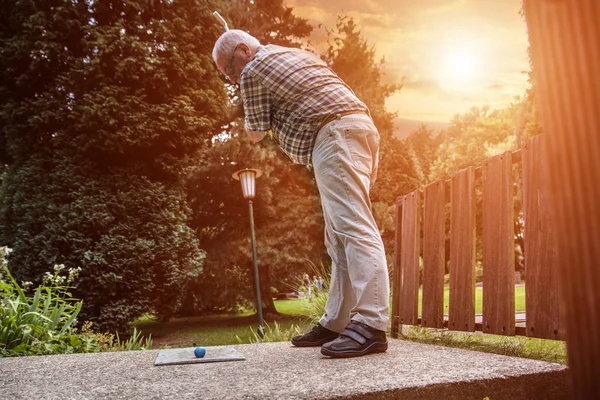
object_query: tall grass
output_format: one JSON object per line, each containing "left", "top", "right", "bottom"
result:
{"left": 0, "top": 263, "right": 83, "bottom": 355}
{"left": 299, "top": 261, "right": 330, "bottom": 326}
{"left": 0, "top": 248, "right": 151, "bottom": 356}
{"left": 236, "top": 321, "right": 303, "bottom": 344}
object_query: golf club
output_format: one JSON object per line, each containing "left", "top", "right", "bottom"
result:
{"left": 213, "top": 11, "right": 228, "bottom": 32}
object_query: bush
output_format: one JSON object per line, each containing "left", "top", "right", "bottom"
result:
{"left": 0, "top": 249, "right": 152, "bottom": 356}
{"left": 0, "top": 261, "right": 83, "bottom": 356}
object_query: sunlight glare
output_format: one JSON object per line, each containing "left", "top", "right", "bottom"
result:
{"left": 449, "top": 51, "right": 477, "bottom": 80}
{"left": 436, "top": 41, "right": 486, "bottom": 93}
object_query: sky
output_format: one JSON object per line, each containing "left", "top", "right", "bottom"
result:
{"left": 285, "top": 0, "right": 531, "bottom": 124}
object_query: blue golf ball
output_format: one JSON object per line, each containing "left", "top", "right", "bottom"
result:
{"left": 194, "top": 347, "right": 206, "bottom": 358}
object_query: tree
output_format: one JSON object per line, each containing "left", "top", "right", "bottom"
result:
{"left": 428, "top": 106, "right": 518, "bottom": 182}
{"left": 0, "top": 0, "right": 227, "bottom": 332}
{"left": 405, "top": 124, "right": 439, "bottom": 185}
{"left": 322, "top": 16, "right": 421, "bottom": 257}
{"left": 180, "top": 0, "right": 319, "bottom": 317}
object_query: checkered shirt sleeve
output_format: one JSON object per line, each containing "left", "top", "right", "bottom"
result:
{"left": 241, "top": 71, "right": 271, "bottom": 132}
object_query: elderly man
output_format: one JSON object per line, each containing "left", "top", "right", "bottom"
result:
{"left": 212, "top": 30, "right": 389, "bottom": 358}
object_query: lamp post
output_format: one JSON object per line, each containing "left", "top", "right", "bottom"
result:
{"left": 232, "top": 168, "right": 265, "bottom": 336}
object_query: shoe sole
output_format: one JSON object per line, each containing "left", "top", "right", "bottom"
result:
{"left": 291, "top": 337, "right": 338, "bottom": 347}
{"left": 320, "top": 341, "right": 388, "bottom": 358}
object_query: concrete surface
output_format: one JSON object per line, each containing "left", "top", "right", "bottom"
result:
{"left": 0, "top": 339, "right": 568, "bottom": 400}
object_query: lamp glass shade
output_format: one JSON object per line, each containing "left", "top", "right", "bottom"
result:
{"left": 239, "top": 170, "right": 257, "bottom": 199}
{"left": 232, "top": 168, "right": 262, "bottom": 199}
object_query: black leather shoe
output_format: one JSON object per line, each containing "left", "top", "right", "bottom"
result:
{"left": 321, "top": 320, "right": 387, "bottom": 358}
{"left": 291, "top": 323, "right": 339, "bottom": 347}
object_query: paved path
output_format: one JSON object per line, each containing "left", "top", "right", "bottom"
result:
{"left": 0, "top": 339, "right": 567, "bottom": 399}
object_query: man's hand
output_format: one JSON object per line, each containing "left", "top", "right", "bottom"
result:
{"left": 246, "top": 130, "right": 267, "bottom": 142}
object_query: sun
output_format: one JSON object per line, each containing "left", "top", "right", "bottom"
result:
{"left": 448, "top": 51, "right": 478, "bottom": 80}
{"left": 436, "top": 45, "right": 485, "bottom": 93}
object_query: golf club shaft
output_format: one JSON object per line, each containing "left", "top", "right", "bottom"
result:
{"left": 213, "top": 11, "right": 229, "bottom": 32}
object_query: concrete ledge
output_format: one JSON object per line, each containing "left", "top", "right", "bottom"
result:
{"left": 0, "top": 339, "right": 568, "bottom": 399}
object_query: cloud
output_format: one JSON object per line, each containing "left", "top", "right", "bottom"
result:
{"left": 287, "top": 0, "right": 529, "bottom": 122}
{"left": 402, "top": 79, "right": 442, "bottom": 94}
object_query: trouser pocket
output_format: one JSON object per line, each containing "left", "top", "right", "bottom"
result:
{"left": 343, "top": 127, "right": 380, "bottom": 180}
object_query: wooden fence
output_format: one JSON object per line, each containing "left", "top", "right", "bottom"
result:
{"left": 391, "top": 134, "right": 563, "bottom": 340}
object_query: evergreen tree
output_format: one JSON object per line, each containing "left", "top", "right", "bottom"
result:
{"left": 181, "top": 0, "right": 318, "bottom": 316}
{"left": 0, "top": 0, "right": 227, "bottom": 332}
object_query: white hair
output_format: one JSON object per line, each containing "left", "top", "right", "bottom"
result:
{"left": 212, "top": 29, "right": 261, "bottom": 64}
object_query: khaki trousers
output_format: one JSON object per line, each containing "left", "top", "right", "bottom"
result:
{"left": 312, "top": 113, "right": 390, "bottom": 332}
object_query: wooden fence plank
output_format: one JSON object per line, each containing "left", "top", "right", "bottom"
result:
{"left": 449, "top": 167, "right": 476, "bottom": 332}
{"left": 421, "top": 181, "right": 446, "bottom": 328}
{"left": 391, "top": 197, "right": 403, "bottom": 338}
{"left": 522, "top": 135, "right": 562, "bottom": 340}
{"left": 482, "top": 151, "right": 515, "bottom": 335}
{"left": 399, "top": 191, "right": 420, "bottom": 326}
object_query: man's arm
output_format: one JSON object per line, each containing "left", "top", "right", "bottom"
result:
{"left": 239, "top": 68, "right": 272, "bottom": 144}
{"left": 228, "top": 102, "right": 266, "bottom": 142}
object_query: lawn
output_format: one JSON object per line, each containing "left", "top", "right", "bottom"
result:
{"left": 134, "top": 288, "right": 525, "bottom": 349}
{"left": 133, "top": 285, "right": 565, "bottom": 365}
{"left": 418, "top": 285, "right": 526, "bottom": 315}
{"left": 133, "top": 299, "right": 313, "bottom": 348}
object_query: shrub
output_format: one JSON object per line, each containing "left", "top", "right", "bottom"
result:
{"left": 0, "top": 261, "right": 83, "bottom": 356}
{"left": 0, "top": 249, "right": 152, "bottom": 356}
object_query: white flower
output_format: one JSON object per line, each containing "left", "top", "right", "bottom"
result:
{"left": 42, "top": 271, "right": 53, "bottom": 284}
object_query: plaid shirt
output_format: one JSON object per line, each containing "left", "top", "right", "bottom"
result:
{"left": 240, "top": 45, "right": 368, "bottom": 165}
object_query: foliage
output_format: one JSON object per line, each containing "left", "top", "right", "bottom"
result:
{"left": 428, "top": 105, "right": 520, "bottom": 183}
{"left": 181, "top": 1, "right": 321, "bottom": 316}
{"left": 0, "top": 250, "right": 151, "bottom": 356}
{"left": 322, "top": 16, "right": 421, "bottom": 263}
{"left": 0, "top": 0, "right": 225, "bottom": 332}
{"left": 405, "top": 124, "right": 443, "bottom": 186}
{"left": 226, "top": 0, "right": 313, "bottom": 47}
{"left": 299, "top": 262, "right": 330, "bottom": 325}
{"left": 236, "top": 320, "right": 302, "bottom": 344}
{"left": 0, "top": 260, "right": 82, "bottom": 355}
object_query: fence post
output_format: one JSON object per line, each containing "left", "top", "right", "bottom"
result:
{"left": 449, "top": 167, "right": 476, "bottom": 332}
{"left": 399, "top": 191, "right": 420, "bottom": 327}
{"left": 422, "top": 181, "right": 446, "bottom": 329}
{"left": 524, "top": 0, "right": 600, "bottom": 397}
{"left": 391, "top": 197, "right": 403, "bottom": 338}
{"left": 482, "top": 151, "right": 515, "bottom": 336}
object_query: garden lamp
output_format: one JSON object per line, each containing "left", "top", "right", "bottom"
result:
{"left": 232, "top": 168, "right": 265, "bottom": 336}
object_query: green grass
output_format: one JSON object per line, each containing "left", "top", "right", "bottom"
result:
{"left": 134, "top": 289, "right": 528, "bottom": 349}
{"left": 401, "top": 326, "right": 566, "bottom": 364}
{"left": 272, "top": 299, "right": 312, "bottom": 316}
{"left": 133, "top": 289, "right": 565, "bottom": 365}
{"left": 417, "top": 285, "right": 526, "bottom": 315}
{"left": 133, "top": 299, "right": 312, "bottom": 348}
